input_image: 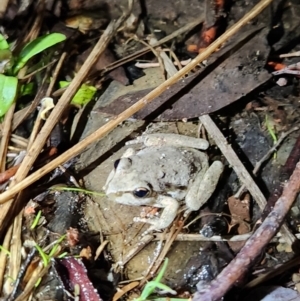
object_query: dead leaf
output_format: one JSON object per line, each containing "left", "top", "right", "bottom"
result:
{"left": 100, "top": 27, "right": 271, "bottom": 120}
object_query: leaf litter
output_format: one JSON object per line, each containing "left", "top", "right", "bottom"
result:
{"left": 0, "top": 0, "right": 300, "bottom": 301}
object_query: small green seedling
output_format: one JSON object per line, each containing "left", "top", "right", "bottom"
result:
{"left": 12, "top": 33, "right": 66, "bottom": 74}
{"left": 59, "top": 81, "right": 97, "bottom": 106}
{"left": 30, "top": 210, "right": 42, "bottom": 230}
{"left": 20, "top": 82, "right": 35, "bottom": 96}
{"left": 0, "top": 32, "right": 66, "bottom": 117}
{"left": 135, "top": 258, "right": 188, "bottom": 301}
{"left": 0, "top": 74, "right": 17, "bottom": 117}
{"left": 35, "top": 235, "right": 66, "bottom": 267}
{"left": 265, "top": 114, "right": 278, "bottom": 159}
{"left": 265, "top": 114, "right": 278, "bottom": 144}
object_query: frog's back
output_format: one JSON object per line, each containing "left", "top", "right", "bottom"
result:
{"left": 134, "top": 146, "right": 207, "bottom": 196}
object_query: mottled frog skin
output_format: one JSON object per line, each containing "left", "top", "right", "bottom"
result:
{"left": 104, "top": 134, "right": 223, "bottom": 232}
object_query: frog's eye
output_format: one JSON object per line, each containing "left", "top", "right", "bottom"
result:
{"left": 133, "top": 188, "right": 150, "bottom": 198}
{"left": 114, "top": 159, "right": 120, "bottom": 169}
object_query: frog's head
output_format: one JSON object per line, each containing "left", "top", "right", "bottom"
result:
{"left": 104, "top": 157, "right": 157, "bottom": 206}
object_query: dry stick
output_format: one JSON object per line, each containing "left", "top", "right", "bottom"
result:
{"left": 139, "top": 217, "right": 185, "bottom": 288}
{"left": 154, "top": 232, "right": 300, "bottom": 242}
{"left": 23, "top": 1, "right": 44, "bottom": 45}
{"left": 10, "top": 134, "right": 29, "bottom": 148}
{"left": 193, "top": 161, "right": 300, "bottom": 301}
{"left": 13, "top": 264, "right": 50, "bottom": 301}
{"left": 279, "top": 51, "right": 300, "bottom": 58}
{"left": 0, "top": 224, "right": 13, "bottom": 293}
{"left": 5, "top": 209, "right": 23, "bottom": 295}
{"left": 200, "top": 114, "right": 268, "bottom": 209}
{"left": 46, "top": 52, "right": 68, "bottom": 96}
{"left": 154, "top": 233, "right": 255, "bottom": 242}
{"left": 149, "top": 37, "right": 178, "bottom": 77}
{"left": 13, "top": 19, "right": 121, "bottom": 180}
{"left": 18, "top": 59, "right": 57, "bottom": 80}
{"left": 148, "top": 220, "right": 190, "bottom": 283}
{"left": 102, "top": 18, "right": 204, "bottom": 73}
{"left": 121, "top": 234, "right": 154, "bottom": 266}
{"left": 0, "top": 18, "right": 127, "bottom": 231}
{"left": 245, "top": 255, "right": 300, "bottom": 288}
{"left": 0, "top": 102, "right": 16, "bottom": 172}
{"left": 199, "top": 115, "right": 295, "bottom": 245}
{"left": 11, "top": 75, "right": 49, "bottom": 131}
{"left": 0, "top": 0, "right": 273, "bottom": 205}
{"left": 138, "top": 38, "right": 165, "bottom": 79}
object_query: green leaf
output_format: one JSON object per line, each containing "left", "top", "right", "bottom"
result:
{"left": 20, "top": 82, "right": 35, "bottom": 96}
{"left": 30, "top": 210, "right": 42, "bottom": 229}
{"left": 35, "top": 244, "right": 49, "bottom": 267}
{"left": 59, "top": 81, "right": 97, "bottom": 106}
{"left": 137, "top": 259, "right": 170, "bottom": 301}
{"left": 0, "top": 34, "right": 13, "bottom": 73}
{"left": 0, "top": 49, "right": 13, "bottom": 73}
{"left": 13, "top": 33, "right": 66, "bottom": 74}
{"left": 0, "top": 34, "right": 9, "bottom": 50}
{"left": 48, "top": 235, "right": 66, "bottom": 258}
{"left": 0, "top": 74, "right": 18, "bottom": 117}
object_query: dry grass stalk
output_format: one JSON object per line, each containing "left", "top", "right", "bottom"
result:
{"left": 0, "top": 0, "right": 273, "bottom": 207}
{"left": 0, "top": 15, "right": 130, "bottom": 233}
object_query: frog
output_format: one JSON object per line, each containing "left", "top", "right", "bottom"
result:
{"left": 103, "top": 133, "right": 224, "bottom": 232}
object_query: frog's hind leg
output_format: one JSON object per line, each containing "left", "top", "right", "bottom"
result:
{"left": 185, "top": 161, "right": 224, "bottom": 214}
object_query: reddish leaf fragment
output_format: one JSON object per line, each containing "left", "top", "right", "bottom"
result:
{"left": 59, "top": 257, "right": 102, "bottom": 301}
{"left": 100, "top": 28, "right": 271, "bottom": 120}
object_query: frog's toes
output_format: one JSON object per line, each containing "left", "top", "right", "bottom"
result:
{"left": 183, "top": 208, "right": 192, "bottom": 217}
{"left": 133, "top": 216, "right": 149, "bottom": 223}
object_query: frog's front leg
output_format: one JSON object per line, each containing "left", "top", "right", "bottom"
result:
{"left": 185, "top": 161, "right": 224, "bottom": 214}
{"left": 133, "top": 195, "right": 179, "bottom": 232}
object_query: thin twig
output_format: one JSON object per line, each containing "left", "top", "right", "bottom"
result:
{"left": 193, "top": 160, "right": 300, "bottom": 301}
{"left": 0, "top": 0, "right": 273, "bottom": 205}
{"left": 10, "top": 135, "right": 29, "bottom": 148}
{"left": 245, "top": 255, "right": 300, "bottom": 288}
{"left": 102, "top": 18, "right": 204, "bottom": 74}
{"left": 137, "top": 38, "right": 166, "bottom": 79}
{"left": 0, "top": 13, "right": 132, "bottom": 231}
{"left": 5, "top": 209, "right": 23, "bottom": 295}
{"left": 0, "top": 102, "right": 16, "bottom": 172}
{"left": 199, "top": 114, "right": 295, "bottom": 245}
{"left": 279, "top": 51, "right": 300, "bottom": 58}
{"left": 149, "top": 37, "right": 178, "bottom": 78}
{"left": 154, "top": 232, "right": 299, "bottom": 242}
{"left": 200, "top": 114, "right": 267, "bottom": 211}
{"left": 139, "top": 216, "right": 185, "bottom": 287}
{"left": 0, "top": 224, "right": 13, "bottom": 294}
{"left": 18, "top": 59, "right": 57, "bottom": 80}
{"left": 154, "top": 232, "right": 254, "bottom": 242}
{"left": 13, "top": 263, "right": 50, "bottom": 301}
{"left": 46, "top": 52, "right": 68, "bottom": 96}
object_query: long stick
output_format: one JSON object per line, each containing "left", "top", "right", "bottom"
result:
{"left": 0, "top": 0, "right": 273, "bottom": 205}
{"left": 193, "top": 161, "right": 300, "bottom": 301}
